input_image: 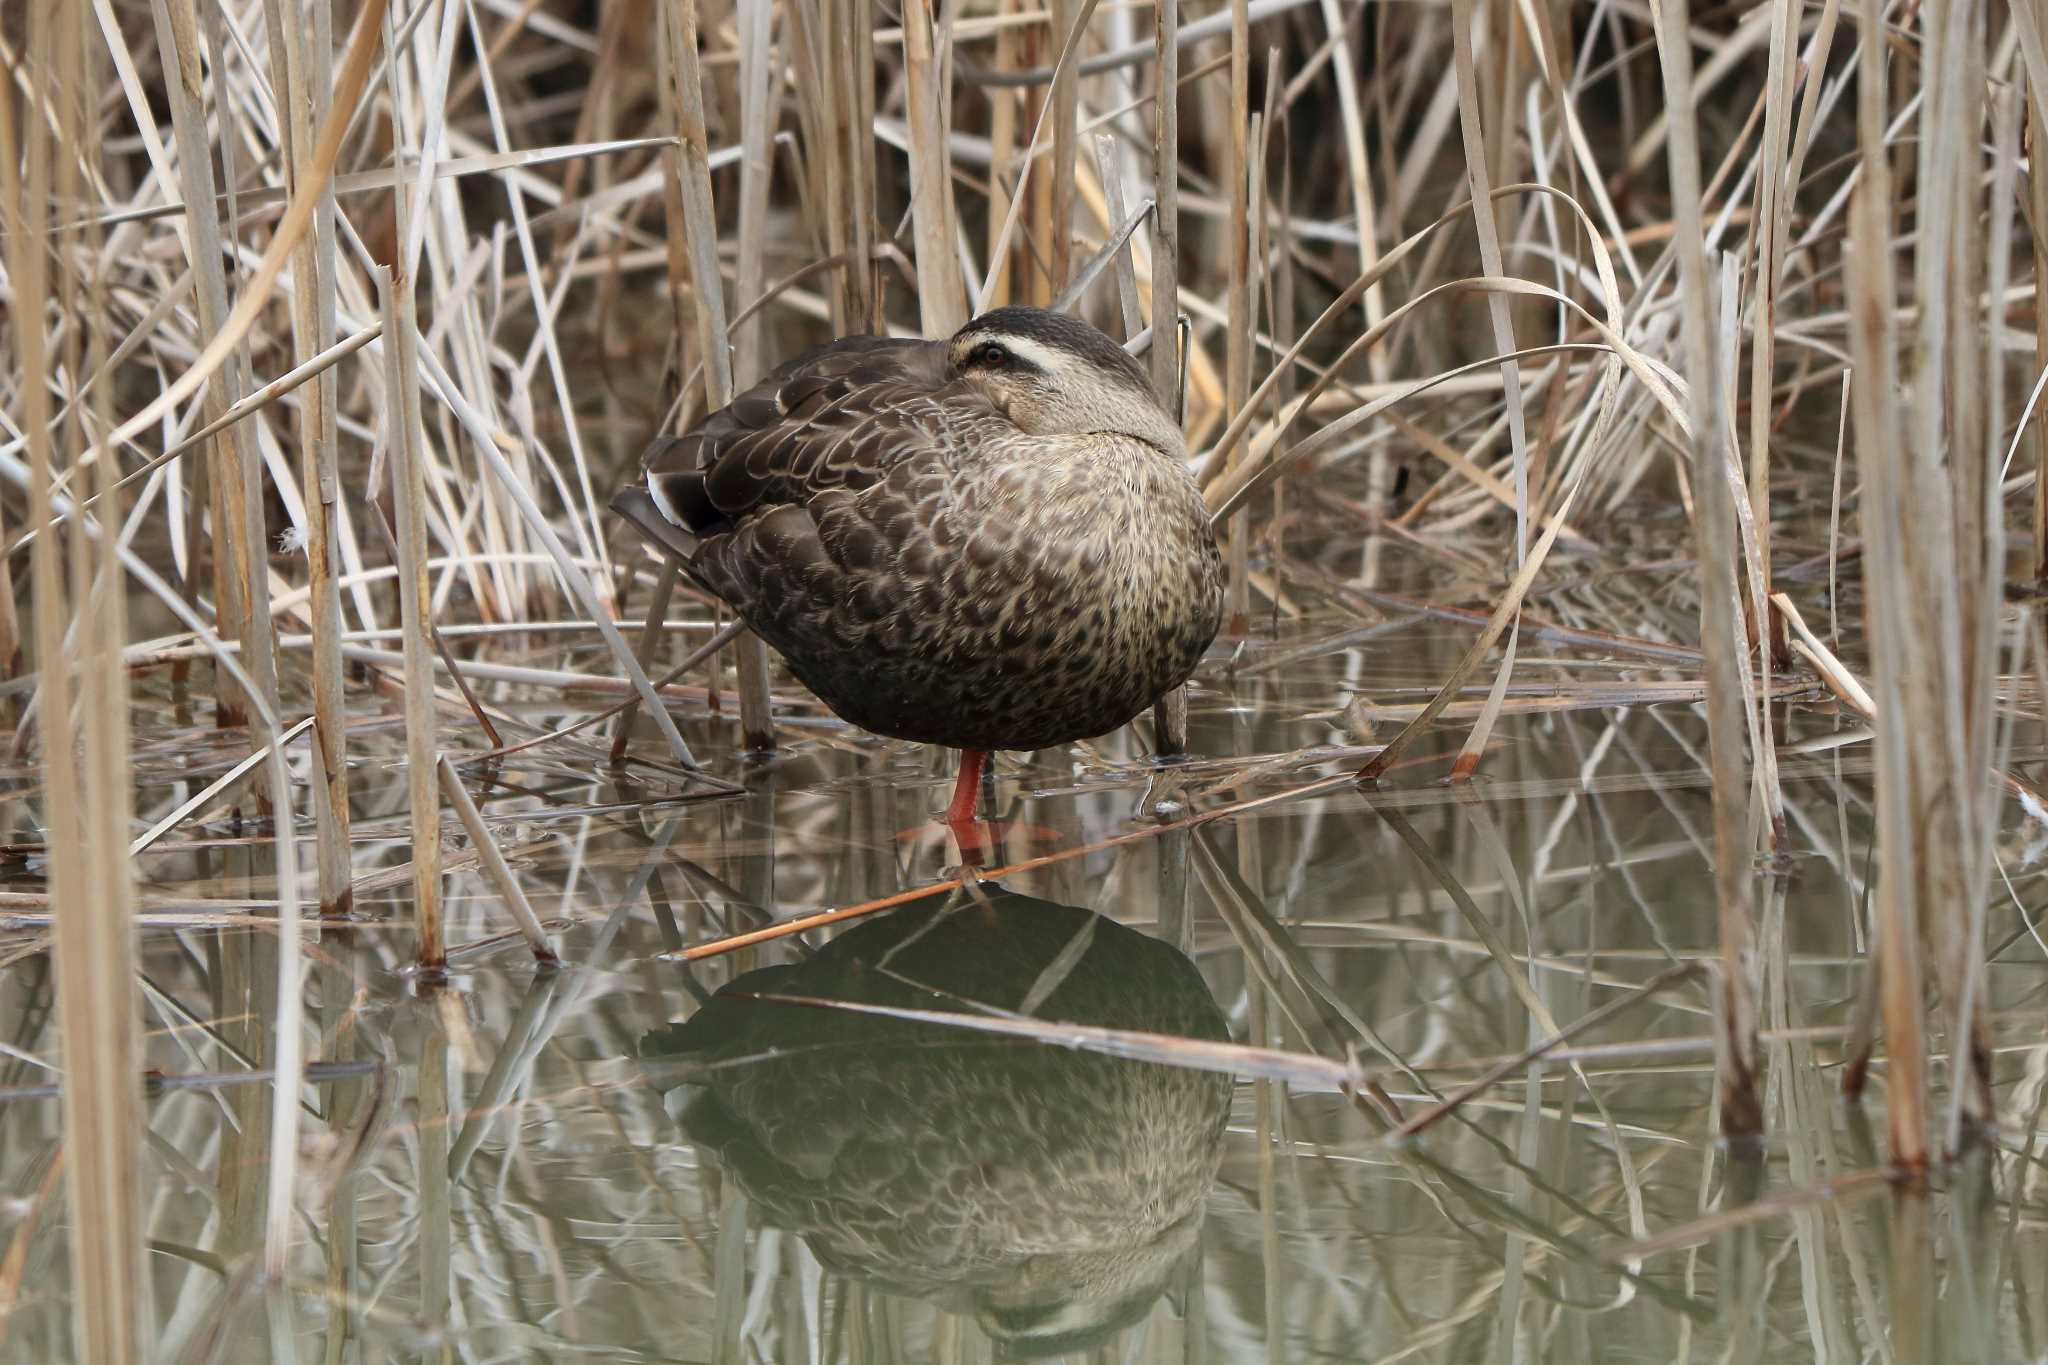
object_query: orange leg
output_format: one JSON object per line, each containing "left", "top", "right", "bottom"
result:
{"left": 944, "top": 748, "right": 987, "bottom": 827}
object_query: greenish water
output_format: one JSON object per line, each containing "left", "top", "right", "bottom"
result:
{"left": 3, "top": 578, "right": 2045, "bottom": 1363}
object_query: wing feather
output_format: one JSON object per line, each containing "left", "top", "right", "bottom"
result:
{"left": 643, "top": 336, "right": 955, "bottom": 535}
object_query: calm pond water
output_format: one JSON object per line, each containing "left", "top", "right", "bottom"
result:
{"left": 2, "top": 552, "right": 2045, "bottom": 1363}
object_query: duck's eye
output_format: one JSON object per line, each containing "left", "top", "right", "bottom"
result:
{"left": 975, "top": 342, "right": 1009, "bottom": 368}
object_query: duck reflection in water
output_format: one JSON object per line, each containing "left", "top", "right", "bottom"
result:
{"left": 642, "top": 886, "right": 1233, "bottom": 1358}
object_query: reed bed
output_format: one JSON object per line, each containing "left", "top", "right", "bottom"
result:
{"left": 0, "top": 0, "right": 2042, "bottom": 1357}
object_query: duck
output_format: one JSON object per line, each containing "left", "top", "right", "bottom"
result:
{"left": 611, "top": 306, "right": 1223, "bottom": 831}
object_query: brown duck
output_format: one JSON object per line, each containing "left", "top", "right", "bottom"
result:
{"left": 612, "top": 307, "right": 1223, "bottom": 828}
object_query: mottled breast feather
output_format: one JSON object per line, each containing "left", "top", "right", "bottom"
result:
{"left": 634, "top": 327, "right": 1224, "bottom": 753}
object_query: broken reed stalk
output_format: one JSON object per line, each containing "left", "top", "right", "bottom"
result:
{"left": 260, "top": 0, "right": 352, "bottom": 915}
{"left": 436, "top": 759, "right": 559, "bottom": 966}
{"left": 1846, "top": 8, "right": 1927, "bottom": 1168}
{"left": 379, "top": 265, "right": 443, "bottom": 977}
{"left": 1654, "top": 0, "right": 1762, "bottom": 1141}
{"left": 8, "top": 11, "right": 146, "bottom": 1358}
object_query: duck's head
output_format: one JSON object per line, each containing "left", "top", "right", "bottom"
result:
{"left": 947, "top": 307, "right": 1185, "bottom": 457}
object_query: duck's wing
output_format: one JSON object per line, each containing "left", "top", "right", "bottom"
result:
{"left": 682, "top": 387, "right": 1013, "bottom": 646}
{"left": 640, "top": 335, "right": 958, "bottom": 536}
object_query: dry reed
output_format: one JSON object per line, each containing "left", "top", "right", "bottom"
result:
{"left": 0, "top": 0, "right": 2039, "bottom": 1353}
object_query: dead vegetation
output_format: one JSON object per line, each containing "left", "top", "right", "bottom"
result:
{"left": 0, "top": 0, "right": 2042, "bottom": 1356}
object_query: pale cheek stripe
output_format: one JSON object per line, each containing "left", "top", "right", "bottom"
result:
{"left": 646, "top": 471, "right": 684, "bottom": 529}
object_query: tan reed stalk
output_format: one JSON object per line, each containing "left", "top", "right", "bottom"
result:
{"left": 1845, "top": 11, "right": 1926, "bottom": 1168}
{"left": 652, "top": 7, "right": 697, "bottom": 413}
{"left": 378, "top": 265, "right": 443, "bottom": 976}
{"left": 1313, "top": 0, "right": 1388, "bottom": 384}
{"left": 616, "top": 0, "right": 770, "bottom": 765}
{"left": 1957, "top": 84, "right": 2023, "bottom": 1150}
{"left": 1910, "top": 0, "right": 1997, "bottom": 1146}
{"left": 1221, "top": 0, "right": 1252, "bottom": 634}
{"left": 787, "top": 0, "right": 879, "bottom": 330}
{"left": 149, "top": 0, "right": 317, "bottom": 1275}
{"left": 663, "top": 0, "right": 775, "bottom": 750}
{"left": 1049, "top": 0, "right": 1081, "bottom": 292}
{"left": 2033, "top": 104, "right": 2048, "bottom": 586}
{"left": 8, "top": 11, "right": 145, "bottom": 1358}
{"left": 149, "top": 0, "right": 284, "bottom": 737}
{"left": 985, "top": 0, "right": 1023, "bottom": 309}
{"left": 261, "top": 0, "right": 353, "bottom": 914}
{"left": 1148, "top": 0, "right": 1187, "bottom": 755}
{"left": 1654, "top": 0, "right": 1762, "bottom": 1140}
{"left": 1744, "top": 0, "right": 1801, "bottom": 663}
{"left": 732, "top": 0, "right": 775, "bottom": 389}
{"left": 904, "top": 0, "right": 970, "bottom": 329}
{"left": 1147, "top": 0, "right": 1180, "bottom": 406}
{"left": 1028, "top": 89, "right": 1056, "bottom": 306}
{"left": 844, "top": 0, "right": 881, "bottom": 330}
{"left": 638, "top": 0, "right": 712, "bottom": 759}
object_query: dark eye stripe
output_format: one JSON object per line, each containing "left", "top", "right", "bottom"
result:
{"left": 959, "top": 336, "right": 1045, "bottom": 377}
